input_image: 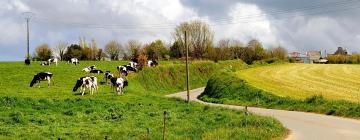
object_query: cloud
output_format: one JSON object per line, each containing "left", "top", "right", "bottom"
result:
{"left": 0, "top": 0, "right": 360, "bottom": 60}
{"left": 212, "top": 3, "right": 279, "bottom": 47}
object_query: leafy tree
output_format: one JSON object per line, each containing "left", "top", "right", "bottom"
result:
{"left": 63, "top": 44, "right": 82, "bottom": 61}
{"left": 248, "top": 39, "right": 266, "bottom": 60}
{"left": 143, "top": 40, "right": 169, "bottom": 60}
{"left": 35, "top": 43, "right": 52, "bottom": 61}
{"left": 170, "top": 41, "right": 182, "bottom": 58}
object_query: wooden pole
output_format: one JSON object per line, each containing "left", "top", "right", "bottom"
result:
{"left": 185, "top": 31, "right": 190, "bottom": 103}
{"left": 26, "top": 18, "right": 30, "bottom": 60}
{"left": 163, "top": 111, "right": 167, "bottom": 140}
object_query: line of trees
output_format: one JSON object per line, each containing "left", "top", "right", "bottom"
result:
{"left": 33, "top": 20, "right": 288, "bottom": 64}
{"left": 327, "top": 54, "right": 360, "bottom": 64}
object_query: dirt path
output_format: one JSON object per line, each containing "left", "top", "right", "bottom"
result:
{"left": 167, "top": 87, "right": 360, "bottom": 140}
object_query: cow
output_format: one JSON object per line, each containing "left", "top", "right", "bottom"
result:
{"left": 73, "top": 76, "right": 98, "bottom": 96}
{"left": 48, "top": 58, "right": 58, "bottom": 66}
{"left": 40, "top": 61, "right": 49, "bottom": 66}
{"left": 82, "top": 65, "right": 96, "bottom": 72}
{"left": 129, "top": 61, "right": 138, "bottom": 69}
{"left": 148, "top": 60, "right": 158, "bottom": 67}
{"left": 116, "top": 65, "right": 128, "bottom": 76}
{"left": 69, "top": 58, "right": 79, "bottom": 65}
{"left": 110, "top": 77, "right": 128, "bottom": 95}
{"left": 90, "top": 69, "right": 104, "bottom": 74}
{"left": 104, "top": 71, "right": 114, "bottom": 84}
{"left": 30, "top": 72, "right": 53, "bottom": 87}
{"left": 126, "top": 65, "right": 137, "bottom": 72}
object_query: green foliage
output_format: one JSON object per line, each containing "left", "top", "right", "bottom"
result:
{"left": 200, "top": 72, "right": 360, "bottom": 119}
{"left": 63, "top": 44, "right": 82, "bottom": 61}
{"left": 143, "top": 40, "right": 169, "bottom": 60}
{"left": 0, "top": 61, "right": 286, "bottom": 139}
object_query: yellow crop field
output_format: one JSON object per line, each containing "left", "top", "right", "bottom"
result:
{"left": 237, "top": 64, "right": 360, "bottom": 102}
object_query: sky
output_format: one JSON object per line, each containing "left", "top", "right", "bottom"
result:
{"left": 1, "top": 0, "right": 360, "bottom": 61}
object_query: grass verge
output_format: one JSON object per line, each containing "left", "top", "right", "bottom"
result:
{"left": 199, "top": 72, "right": 360, "bottom": 119}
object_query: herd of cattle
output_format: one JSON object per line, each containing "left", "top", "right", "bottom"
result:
{"left": 30, "top": 58, "right": 158, "bottom": 95}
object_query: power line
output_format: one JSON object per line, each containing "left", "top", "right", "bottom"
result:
{"left": 29, "top": 0, "right": 360, "bottom": 30}
{"left": 32, "top": 0, "right": 358, "bottom": 28}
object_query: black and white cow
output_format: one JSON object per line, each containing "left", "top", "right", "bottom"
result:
{"left": 147, "top": 60, "right": 158, "bottom": 67}
{"left": 82, "top": 65, "right": 96, "bottom": 72}
{"left": 129, "top": 61, "right": 138, "bottom": 69}
{"left": 40, "top": 61, "right": 49, "bottom": 66}
{"left": 90, "top": 69, "right": 104, "bottom": 74}
{"left": 126, "top": 65, "right": 137, "bottom": 72}
{"left": 104, "top": 71, "right": 114, "bottom": 84}
{"left": 48, "top": 58, "right": 58, "bottom": 66}
{"left": 30, "top": 72, "right": 53, "bottom": 87}
{"left": 73, "top": 76, "right": 98, "bottom": 95}
{"left": 110, "top": 77, "right": 128, "bottom": 95}
{"left": 116, "top": 65, "right": 128, "bottom": 76}
{"left": 69, "top": 58, "right": 79, "bottom": 65}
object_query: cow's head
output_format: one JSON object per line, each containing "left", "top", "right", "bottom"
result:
{"left": 123, "top": 80, "right": 129, "bottom": 87}
{"left": 29, "top": 75, "right": 38, "bottom": 87}
{"left": 73, "top": 78, "right": 83, "bottom": 91}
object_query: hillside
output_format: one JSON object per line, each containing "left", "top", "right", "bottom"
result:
{"left": 0, "top": 61, "right": 287, "bottom": 139}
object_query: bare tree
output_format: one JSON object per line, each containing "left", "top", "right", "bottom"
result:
{"left": 126, "top": 39, "right": 141, "bottom": 59}
{"left": 53, "top": 41, "right": 67, "bottom": 60}
{"left": 172, "top": 20, "right": 214, "bottom": 59}
{"left": 105, "top": 40, "right": 122, "bottom": 60}
{"left": 266, "top": 46, "right": 288, "bottom": 60}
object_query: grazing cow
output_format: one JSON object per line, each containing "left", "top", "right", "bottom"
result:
{"left": 30, "top": 72, "right": 53, "bottom": 87}
{"left": 104, "top": 71, "right": 114, "bottom": 84}
{"left": 73, "top": 76, "right": 98, "bottom": 95}
{"left": 69, "top": 58, "right": 79, "bottom": 65}
{"left": 129, "top": 61, "right": 138, "bottom": 69}
{"left": 126, "top": 65, "right": 137, "bottom": 72}
{"left": 90, "top": 69, "right": 104, "bottom": 74}
{"left": 47, "top": 58, "right": 58, "bottom": 66}
{"left": 147, "top": 60, "right": 158, "bottom": 67}
{"left": 116, "top": 65, "right": 128, "bottom": 76}
{"left": 82, "top": 65, "right": 96, "bottom": 72}
{"left": 110, "top": 77, "right": 128, "bottom": 95}
{"left": 40, "top": 61, "right": 49, "bottom": 66}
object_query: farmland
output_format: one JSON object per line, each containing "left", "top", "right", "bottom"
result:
{"left": 0, "top": 61, "right": 287, "bottom": 139}
{"left": 237, "top": 64, "right": 360, "bottom": 102}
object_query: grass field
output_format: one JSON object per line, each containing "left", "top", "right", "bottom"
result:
{"left": 0, "top": 61, "right": 287, "bottom": 139}
{"left": 237, "top": 64, "right": 360, "bottom": 102}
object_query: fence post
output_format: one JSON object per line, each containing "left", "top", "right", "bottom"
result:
{"left": 163, "top": 111, "right": 167, "bottom": 140}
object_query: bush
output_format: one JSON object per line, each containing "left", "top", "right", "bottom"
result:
{"left": 35, "top": 44, "right": 52, "bottom": 61}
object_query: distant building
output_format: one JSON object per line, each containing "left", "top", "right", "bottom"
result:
{"left": 289, "top": 52, "right": 310, "bottom": 63}
{"left": 289, "top": 51, "right": 328, "bottom": 64}
{"left": 306, "top": 51, "right": 321, "bottom": 64}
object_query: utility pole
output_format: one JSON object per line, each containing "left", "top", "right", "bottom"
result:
{"left": 185, "top": 31, "right": 190, "bottom": 103}
{"left": 23, "top": 12, "right": 34, "bottom": 65}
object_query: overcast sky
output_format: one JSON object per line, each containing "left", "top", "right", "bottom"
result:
{"left": 1, "top": 0, "right": 360, "bottom": 61}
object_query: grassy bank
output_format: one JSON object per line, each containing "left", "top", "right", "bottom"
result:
{"left": 0, "top": 61, "right": 287, "bottom": 139}
{"left": 200, "top": 72, "right": 360, "bottom": 119}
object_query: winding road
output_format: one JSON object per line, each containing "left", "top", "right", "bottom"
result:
{"left": 167, "top": 87, "right": 360, "bottom": 140}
